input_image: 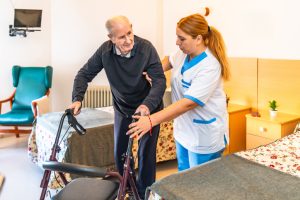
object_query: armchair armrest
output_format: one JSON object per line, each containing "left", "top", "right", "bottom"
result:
{"left": 31, "top": 93, "right": 51, "bottom": 118}
{"left": 163, "top": 87, "right": 172, "bottom": 107}
{"left": 0, "top": 90, "right": 16, "bottom": 113}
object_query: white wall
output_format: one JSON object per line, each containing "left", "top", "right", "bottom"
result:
{"left": 51, "top": 0, "right": 163, "bottom": 111}
{"left": 0, "top": 0, "right": 162, "bottom": 112}
{"left": 163, "top": 0, "right": 300, "bottom": 59}
{"left": 0, "top": 0, "right": 51, "bottom": 113}
{"left": 1, "top": 0, "right": 300, "bottom": 113}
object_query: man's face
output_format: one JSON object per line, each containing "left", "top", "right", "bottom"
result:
{"left": 110, "top": 23, "right": 134, "bottom": 55}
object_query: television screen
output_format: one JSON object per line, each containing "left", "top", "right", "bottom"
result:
{"left": 14, "top": 9, "right": 42, "bottom": 28}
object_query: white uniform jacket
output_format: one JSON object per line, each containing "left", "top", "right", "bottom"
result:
{"left": 169, "top": 49, "right": 229, "bottom": 154}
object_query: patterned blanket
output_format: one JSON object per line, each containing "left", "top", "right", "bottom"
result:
{"left": 236, "top": 130, "right": 300, "bottom": 178}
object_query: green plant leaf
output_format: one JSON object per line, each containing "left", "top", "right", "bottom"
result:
{"left": 268, "top": 100, "right": 278, "bottom": 111}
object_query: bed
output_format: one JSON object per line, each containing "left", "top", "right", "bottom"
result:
{"left": 28, "top": 108, "right": 115, "bottom": 189}
{"left": 28, "top": 107, "right": 175, "bottom": 189}
{"left": 99, "top": 92, "right": 176, "bottom": 165}
{"left": 98, "top": 107, "right": 176, "bottom": 166}
{"left": 148, "top": 127, "right": 300, "bottom": 200}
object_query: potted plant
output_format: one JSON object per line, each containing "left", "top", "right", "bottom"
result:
{"left": 268, "top": 100, "right": 278, "bottom": 118}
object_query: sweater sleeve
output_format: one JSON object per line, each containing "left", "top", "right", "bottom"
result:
{"left": 72, "top": 47, "right": 103, "bottom": 102}
{"left": 142, "top": 44, "right": 166, "bottom": 113}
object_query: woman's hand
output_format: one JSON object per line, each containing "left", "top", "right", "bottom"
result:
{"left": 127, "top": 115, "right": 152, "bottom": 140}
{"left": 143, "top": 72, "right": 152, "bottom": 86}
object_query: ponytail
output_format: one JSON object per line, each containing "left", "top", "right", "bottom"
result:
{"left": 177, "top": 13, "right": 230, "bottom": 81}
{"left": 205, "top": 26, "right": 230, "bottom": 81}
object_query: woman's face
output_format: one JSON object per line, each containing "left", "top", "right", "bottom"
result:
{"left": 176, "top": 27, "right": 198, "bottom": 55}
{"left": 176, "top": 27, "right": 204, "bottom": 58}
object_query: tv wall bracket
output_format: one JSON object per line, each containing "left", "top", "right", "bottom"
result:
{"left": 9, "top": 25, "right": 40, "bottom": 37}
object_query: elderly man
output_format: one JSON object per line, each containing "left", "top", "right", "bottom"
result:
{"left": 69, "top": 15, "right": 166, "bottom": 198}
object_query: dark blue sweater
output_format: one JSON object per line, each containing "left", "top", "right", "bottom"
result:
{"left": 72, "top": 35, "right": 166, "bottom": 116}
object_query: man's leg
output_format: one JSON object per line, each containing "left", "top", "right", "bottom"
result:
{"left": 113, "top": 111, "right": 131, "bottom": 175}
{"left": 137, "top": 123, "right": 160, "bottom": 199}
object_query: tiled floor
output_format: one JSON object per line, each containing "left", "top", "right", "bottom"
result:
{"left": 0, "top": 133, "right": 43, "bottom": 200}
{"left": 0, "top": 133, "right": 177, "bottom": 200}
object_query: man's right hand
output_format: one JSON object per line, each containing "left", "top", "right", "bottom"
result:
{"left": 68, "top": 101, "right": 82, "bottom": 115}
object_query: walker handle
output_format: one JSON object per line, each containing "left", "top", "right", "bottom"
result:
{"left": 65, "top": 109, "right": 86, "bottom": 135}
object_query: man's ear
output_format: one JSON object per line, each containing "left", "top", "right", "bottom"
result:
{"left": 108, "top": 34, "right": 115, "bottom": 43}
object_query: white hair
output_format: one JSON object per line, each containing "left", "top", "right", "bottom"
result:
{"left": 105, "top": 15, "right": 131, "bottom": 35}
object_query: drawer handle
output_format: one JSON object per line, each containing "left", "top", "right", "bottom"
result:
{"left": 259, "top": 126, "right": 267, "bottom": 133}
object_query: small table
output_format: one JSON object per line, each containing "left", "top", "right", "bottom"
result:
{"left": 223, "top": 104, "right": 251, "bottom": 155}
{"left": 246, "top": 110, "right": 300, "bottom": 149}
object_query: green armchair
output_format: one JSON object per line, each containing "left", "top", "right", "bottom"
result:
{"left": 0, "top": 66, "right": 53, "bottom": 137}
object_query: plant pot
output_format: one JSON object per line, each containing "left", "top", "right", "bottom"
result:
{"left": 270, "top": 110, "right": 277, "bottom": 118}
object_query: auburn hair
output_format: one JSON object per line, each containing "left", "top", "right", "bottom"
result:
{"left": 177, "top": 14, "right": 230, "bottom": 80}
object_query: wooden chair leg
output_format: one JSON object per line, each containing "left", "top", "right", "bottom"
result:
{"left": 14, "top": 126, "right": 19, "bottom": 138}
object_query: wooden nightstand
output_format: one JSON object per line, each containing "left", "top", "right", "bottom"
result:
{"left": 223, "top": 104, "right": 251, "bottom": 155}
{"left": 246, "top": 111, "right": 300, "bottom": 150}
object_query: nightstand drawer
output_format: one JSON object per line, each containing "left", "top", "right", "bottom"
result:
{"left": 246, "top": 134, "right": 274, "bottom": 149}
{"left": 247, "top": 119, "right": 281, "bottom": 140}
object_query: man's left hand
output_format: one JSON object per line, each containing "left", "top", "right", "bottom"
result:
{"left": 135, "top": 104, "right": 150, "bottom": 116}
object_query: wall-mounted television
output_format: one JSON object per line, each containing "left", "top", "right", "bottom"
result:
{"left": 14, "top": 9, "right": 42, "bottom": 28}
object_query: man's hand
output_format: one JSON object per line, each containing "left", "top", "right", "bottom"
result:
{"left": 68, "top": 101, "right": 82, "bottom": 115}
{"left": 135, "top": 104, "right": 150, "bottom": 116}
